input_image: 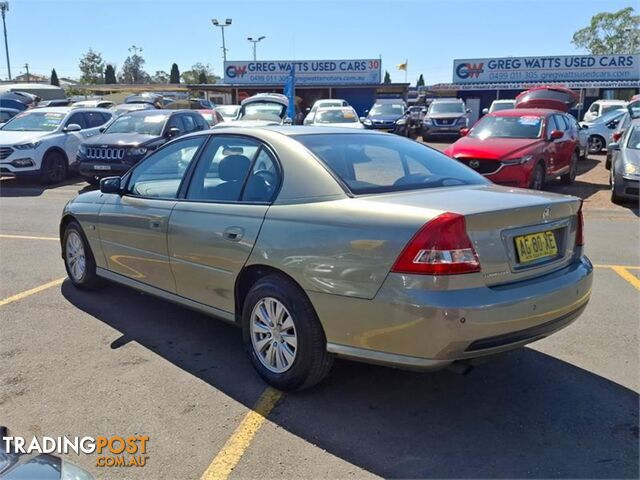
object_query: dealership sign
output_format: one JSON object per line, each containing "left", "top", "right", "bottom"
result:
{"left": 453, "top": 55, "right": 640, "bottom": 83}
{"left": 224, "top": 59, "right": 381, "bottom": 85}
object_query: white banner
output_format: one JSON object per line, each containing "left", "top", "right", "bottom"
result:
{"left": 453, "top": 55, "right": 640, "bottom": 84}
{"left": 224, "top": 59, "right": 382, "bottom": 85}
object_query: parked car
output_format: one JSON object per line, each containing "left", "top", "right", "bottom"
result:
{"left": 0, "top": 91, "right": 38, "bottom": 111}
{"left": 0, "top": 107, "right": 113, "bottom": 184}
{"left": 361, "top": 100, "right": 406, "bottom": 132}
{"left": 72, "top": 99, "right": 115, "bottom": 109}
{"left": 303, "top": 99, "right": 349, "bottom": 125}
{"left": 582, "top": 99, "right": 627, "bottom": 122}
{"left": 579, "top": 108, "right": 626, "bottom": 154}
{"left": 606, "top": 99, "right": 640, "bottom": 169}
{"left": 421, "top": 98, "right": 469, "bottom": 139}
{"left": 165, "top": 98, "right": 216, "bottom": 110}
{"left": 197, "top": 109, "right": 225, "bottom": 127}
{"left": 444, "top": 108, "right": 580, "bottom": 190}
{"left": 60, "top": 126, "right": 592, "bottom": 391}
{"left": 35, "top": 98, "right": 72, "bottom": 108}
{"left": 124, "top": 93, "right": 163, "bottom": 109}
{"left": 234, "top": 93, "right": 291, "bottom": 126}
{"left": 482, "top": 99, "right": 516, "bottom": 115}
{"left": 112, "top": 103, "right": 152, "bottom": 117}
{"left": 308, "top": 106, "right": 363, "bottom": 129}
{"left": 77, "top": 110, "right": 208, "bottom": 184}
{"left": 608, "top": 119, "right": 640, "bottom": 203}
{"left": 0, "top": 107, "right": 19, "bottom": 124}
{"left": 215, "top": 105, "right": 241, "bottom": 121}
{"left": 566, "top": 114, "right": 589, "bottom": 160}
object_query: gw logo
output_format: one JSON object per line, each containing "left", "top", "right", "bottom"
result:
{"left": 456, "top": 62, "right": 484, "bottom": 79}
{"left": 226, "top": 65, "right": 247, "bottom": 78}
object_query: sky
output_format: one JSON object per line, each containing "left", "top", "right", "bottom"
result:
{"left": 4, "top": 0, "right": 635, "bottom": 85}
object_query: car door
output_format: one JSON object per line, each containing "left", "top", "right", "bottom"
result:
{"left": 62, "top": 111, "right": 108, "bottom": 161}
{"left": 553, "top": 114, "right": 575, "bottom": 171}
{"left": 167, "top": 135, "right": 279, "bottom": 313}
{"left": 98, "top": 136, "right": 206, "bottom": 292}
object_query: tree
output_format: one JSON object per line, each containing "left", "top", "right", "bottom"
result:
{"left": 50, "top": 68, "right": 59, "bottom": 86}
{"left": 79, "top": 49, "right": 104, "bottom": 84}
{"left": 119, "top": 46, "right": 149, "bottom": 84}
{"left": 572, "top": 7, "right": 640, "bottom": 54}
{"left": 151, "top": 70, "right": 169, "bottom": 84}
{"left": 104, "top": 64, "right": 117, "bottom": 84}
{"left": 181, "top": 63, "right": 218, "bottom": 84}
{"left": 416, "top": 74, "right": 425, "bottom": 87}
{"left": 170, "top": 63, "right": 180, "bottom": 84}
{"left": 383, "top": 70, "right": 391, "bottom": 84}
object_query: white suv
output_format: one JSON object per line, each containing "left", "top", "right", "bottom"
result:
{"left": 0, "top": 107, "right": 113, "bottom": 184}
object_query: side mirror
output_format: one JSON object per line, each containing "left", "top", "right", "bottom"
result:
{"left": 283, "top": 117, "right": 293, "bottom": 125}
{"left": 167, "top": 127, "right": 181, "bottom": 137}
{"left": 459, "top": 127, "right": 470, "bottom": 136}
{"left": 99, "top": 127, "right": 106, "bottom": 133}
{"left": 64, "top": 124, "right": 82, "bottom": 133}
{"left": 99, "top": 176, "right": 122, "bottom": 194}
{"left": 481, "top": 108, "right": 489, "bottom": 115}
{"left": 549, "top": 130, "right": 563, "bottom": 141}
{"left": 466, "top": 108, "right": 471, "bottom": 113}
{"left": 607, "top": 142, "right": 620, "bottom": 152}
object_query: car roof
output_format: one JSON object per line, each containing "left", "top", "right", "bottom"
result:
{"left": 491, "top": 108, "right": 558, "bottom": 117}
{"left": 316, "top": 106, "right": 354, "bottom": 111}
{"left": 20, "top": 106, "right": 111, "bottom": 114}
{"left": 118, "top": 109, "right": 189, "bottom": 117}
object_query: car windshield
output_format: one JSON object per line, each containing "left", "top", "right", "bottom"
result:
{"left": 490, "top": 102, "right": 515, "bottom": 112}
{"left": 295, "top": 133, "right": 488, "bottom": 194}
{"left": 315, "top": 109, "right": 358, "bottom": 123}
{"left": 239, "top": 102, "right": 286, "bottom": 121}
{"left": 370, "top": 104, "right": 404, "bottom": 116}
{"left": 216, "top": 106, "right": 240, "bottom": 119}
{"left": 1, "top": 111, "right": 64, "bottom": 131}
{"left": 469, "top": 115, "right": 543, "bottom": 139}
{"left": 429, "top": 102, "right": 464, "bottom": 114}
{"left": 105, "top": 113, "right": 167, "bottom": 135}
{"left": 593, "top": 108, "right": 625, "bottom": 124}
{"left": 627, "top": 127, "right": 640, "bottom": 150}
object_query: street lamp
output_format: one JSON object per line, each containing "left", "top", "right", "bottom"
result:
{"left": 247, "top": 36, "right": 266, "bottom": 61}
{"left": 0, "top": 2, "right": 10, "bottom": 80}
{"left": 211, "top": 18, "right": 232, "bottom": 64}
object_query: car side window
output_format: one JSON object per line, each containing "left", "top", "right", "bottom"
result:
{"left": 182, "top": 114, "right": 196, "bottom": 133}
{"left": 554, "top": 115, "right": 568, "bottom": 131}
{"left": 85, "top": 112, "right": 109, "bottom": 128}
{"left": 546, "top": 115, "right": 558, "bottom": 137}
{"left": 66, "top": 112, "right": 87, "bottom": 129}
{"left": 186, "top": 135, "right": 278, "bottom": 203}
{"left": 165, "top": 115, "right": 184, "bottom": 135}
{"left": 193, "top": 114, "right": 208, "bottom": 130}
{"left": 127, "top": 136, "right": 205, "bottom": 199}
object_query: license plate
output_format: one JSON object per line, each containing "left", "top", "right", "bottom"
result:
{"left": 94, "top": 165, "right": 111, "bottom": 171}
{"left": 515, "top": 230, "right": 558, "bottom": 263}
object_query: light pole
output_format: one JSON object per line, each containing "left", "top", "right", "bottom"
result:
{"left": 0, "top": 2, "right": 11, "bottom": 80}
{"left": 247, "top": 36, "right": 265, "bottom": 61}
{"left": 211, "top": 18, "right": 232, "bottom": 64}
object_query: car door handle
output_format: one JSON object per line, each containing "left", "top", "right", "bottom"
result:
{"left": 223, "top": 227, "right": 244, "bottom": 242}
{"left": 149, "top": 219, "right": 163, "bottom": 230}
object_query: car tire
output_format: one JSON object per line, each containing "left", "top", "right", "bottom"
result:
{"left": 529, "top": 162, "right": 545, "bottom": 190}
{"left": 62, "top": 220, "right": 100, "bottom": 290}
{"left": 561, "top": 152, "right": 578, "bottom": 185}
{"left": 242, "top": 274, "right": 333, "bottom": 391}
{"left": 39, "top": 151, "right": 68, "bottom": 185}
{"left": 610, "top": 167, "right": 624, "bottom": 204}
{"left": 587, "top": 135, "right": 604, "bottom": 154}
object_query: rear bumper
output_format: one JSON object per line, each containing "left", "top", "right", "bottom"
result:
{"left": 313, "top": 256, "right": 593, "bottom": 370}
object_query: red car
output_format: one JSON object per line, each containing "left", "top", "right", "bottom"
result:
{"left": 443, "top": 109, "right": 580, "bottom": 189}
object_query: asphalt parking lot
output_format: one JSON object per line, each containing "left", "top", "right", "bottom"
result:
{"left": 1, "top": 145, "right": 638, "bottom": 479}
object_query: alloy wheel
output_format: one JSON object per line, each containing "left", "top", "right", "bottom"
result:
{"left": 250, "top": 297, "right": 297, "bottom": 373}
{"left": 66, "top": 231, "right": 86, "bottom": 282}
{"left": 588, "top": 136, "right": 603, "bottom": 154}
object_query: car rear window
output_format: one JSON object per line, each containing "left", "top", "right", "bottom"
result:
{"left": 294, "top": 133, "right": 488, "bottom": 194}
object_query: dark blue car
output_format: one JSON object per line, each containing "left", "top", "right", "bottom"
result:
{"left": 361, "top": 101, "right": 407, "bottom": 134}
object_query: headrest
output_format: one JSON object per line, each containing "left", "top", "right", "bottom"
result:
{"left": 219, "top": 155, "right": 250, "bottom": 182}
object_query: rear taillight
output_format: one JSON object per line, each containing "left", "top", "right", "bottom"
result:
{"left": 392, "top": 212, "right": 481, "bottom": 275}
{"left": 575, "top": 202, "right": 584, "bottom": 247}
{"left": 612, "top": 131, "right": 622, "bottom": 142}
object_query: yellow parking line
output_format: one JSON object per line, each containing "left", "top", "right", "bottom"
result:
{"left": 200, "top": 387, "right": 283, "bottom": 480}
{"left": 593, "top": 264, "right": 640, "bottom": 270}
{"left": 0, "top": 277, "right": 65, "bottom": 307}
{"left": 611, "top": 266, "right": 640, "bottom": 291}
{"left": 0, "top": 234, "right": 58, "bottom": 241}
